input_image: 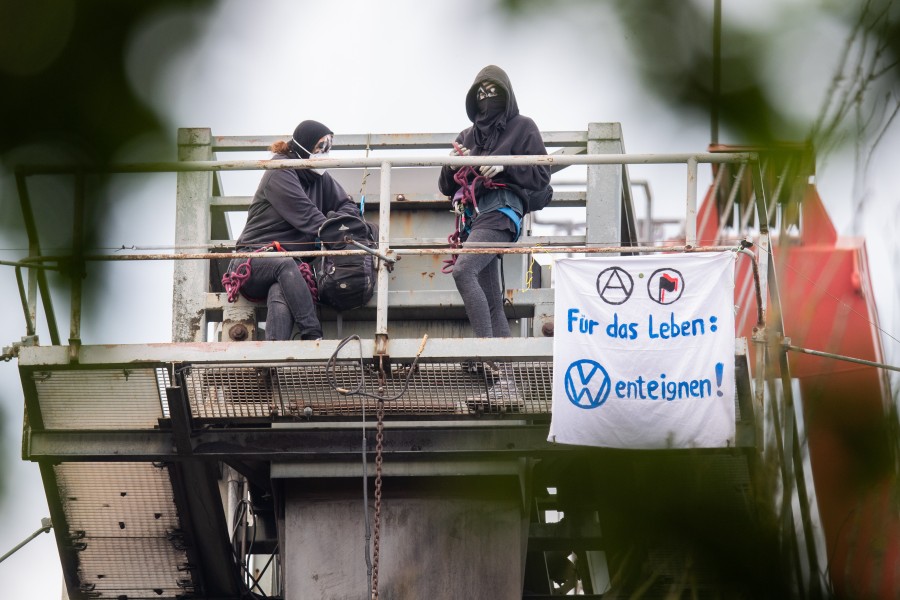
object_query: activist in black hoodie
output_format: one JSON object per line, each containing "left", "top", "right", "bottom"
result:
{"left": 228, "top": 119, "right": 358, "bottom": 340}
{"left": 438, "top": 65, "right": 550, "bottom": 342}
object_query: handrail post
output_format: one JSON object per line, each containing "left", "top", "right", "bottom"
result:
{"left": 685, "top": 156, "right": 698, "bottom": 247}
{"left": 15, "top": 171, "right": 60, "bottom": 345}
{"left": 375, "top": 161, "right": 392, "bottom": 357}
{"left": 68, "top": 172, "right": 85, "bottom": 362}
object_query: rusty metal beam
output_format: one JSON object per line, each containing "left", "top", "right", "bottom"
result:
{"left": 211, "top": 131, "right": 592, "bottom": 152}
{"left": 16, "top": 152, "right": 755, "bottom": 176}
{"left": 25, "top": 425, "right": 557, "bottom": 461}
{"left": 20, "top": 244, "right": 740, "bottom": 266}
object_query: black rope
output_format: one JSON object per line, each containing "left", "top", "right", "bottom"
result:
{"left": 325, "top": 334, "right": 428, "bottom": 402}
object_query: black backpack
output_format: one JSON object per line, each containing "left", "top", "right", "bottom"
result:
{"left": 523, "top": 184, "right": 553, "bottom": 213}
{"left": 315, "top": 213, "right": 378, "bottom": 311}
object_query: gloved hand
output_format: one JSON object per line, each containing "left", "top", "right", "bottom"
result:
{"left": 449, "top": 144, "right": 470, "bottom": 170}
{"left": 479, "top": 165, "right": 504, "bottom": 179}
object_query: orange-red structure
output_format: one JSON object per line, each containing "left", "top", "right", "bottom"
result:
{"left": 698, "top": 162, "right": 899, "bottom": 598}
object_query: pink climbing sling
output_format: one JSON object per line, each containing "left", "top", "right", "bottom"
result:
{"left": 222, "top": 241, "right": 318, "bottom": 303}
{"left": 441, "top": 165, "right": 506, "bottom": 274}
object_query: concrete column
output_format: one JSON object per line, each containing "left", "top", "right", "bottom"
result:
{"left": 283, "top": 468, "right": 529, "bottom": 599}
{"left": 173, "top": 127, "right": 213, "bottom": 342}
{"left": 585, "top": 122, "right": 625, "bottom": 250}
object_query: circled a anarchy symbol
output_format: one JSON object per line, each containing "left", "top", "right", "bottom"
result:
{"left": 596, "top": 267, "right": 633, "bottom": 305}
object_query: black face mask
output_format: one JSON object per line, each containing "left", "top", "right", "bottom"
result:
{"left": 477, "top": 95, "right": 506, "bottom": 116}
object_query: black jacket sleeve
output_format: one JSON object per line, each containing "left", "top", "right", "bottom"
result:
{"left": 493, "top": 116, "right": 550, "bottom": 192}
{"left": 322, "top": 176, "right": 360, "bottom": 218}
{"left": 263, "top": 170, "right": 361, "bottom": 239}
{"left": 438, "top": 131, "right": 468, "bottom": 197}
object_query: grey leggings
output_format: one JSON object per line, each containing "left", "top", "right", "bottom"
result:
{"left": 452, "top": 228, "right": 513, "bottom": 338}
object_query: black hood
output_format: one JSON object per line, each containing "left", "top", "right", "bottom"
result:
{"left": 464, "top": 64, "right": 519, "bottom": 123}
{"left": 290, "top": 119, "right": 333, "bottom": 159}
{"left": 464, "top": 65, "right": 519, "bottom": 154}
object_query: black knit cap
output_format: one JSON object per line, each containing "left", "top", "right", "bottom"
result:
{"left": 290, "top": 120, "right": 333, "bottom": 158}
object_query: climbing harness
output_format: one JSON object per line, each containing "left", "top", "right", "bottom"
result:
{"left": 441, "top": 165, "right": 506, "bottom": 274}
{"left": 221, "top": 241, "right": 318, "bottom": 303}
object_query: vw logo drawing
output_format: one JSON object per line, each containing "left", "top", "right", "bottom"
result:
{"left": 564, "top": 359, "right": 611, "bottom": 409}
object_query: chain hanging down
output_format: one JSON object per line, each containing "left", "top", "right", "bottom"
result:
{"left": 370, "top": 350, "right": 389, "bottom": 600}
{"left": 371, "top": 396, "right": 385, "bottom": 600}
{"left": 325, "top": 334, "right": 429, "bottom": 600}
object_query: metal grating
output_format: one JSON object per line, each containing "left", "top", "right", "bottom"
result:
{"left": 182, "top": 361, "right": 553, "bottom": 419}
{"left": 54, "top": 462, "right": 192, "bottom": 598}
{"left": 74, "top": 539, "right": 192, "bottom": 597}
{"left": 155, "top": 367, "right": 172, "bottom": 418}
{"left": 34, "top": 369, "right": 165, "bottom": 430}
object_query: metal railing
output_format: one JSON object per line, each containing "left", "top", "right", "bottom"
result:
{"left": 11, "top": 150, "right": 757, "bottom": 352}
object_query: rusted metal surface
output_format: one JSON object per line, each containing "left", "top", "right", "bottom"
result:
{"left": 16, "top": 152, "right": 754, "bottom": 176}
{"left": 172, "top": 128, "right": 213, "bottom": 343}
{"left": 228, "top": 324, "right": 249, "bottom": 342}
{"left": 738, "top": 247, "right": 764, "bottom": 328}
{"left": 21, "top": 244, "right": 740, "bottom": 265}
{"left": 211, "top": 131, "right": 591, "bottom": 152}
{"left": 17, "top": 337, "right": 555, "bottom": 366}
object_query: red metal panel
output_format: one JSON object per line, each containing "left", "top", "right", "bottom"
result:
{"left": 730, "top": 183, "right": 898, "bottom": 598}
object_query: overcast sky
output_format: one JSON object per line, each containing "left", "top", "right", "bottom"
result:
{"left": 1, "top": 2, "right": 898, "bottom": 597}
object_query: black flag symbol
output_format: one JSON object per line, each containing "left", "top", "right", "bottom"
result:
{"left": 658, "top": 273, "right": 678, "bottom": 302}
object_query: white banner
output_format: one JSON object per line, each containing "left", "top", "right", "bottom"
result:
{"left": 549, "top": 252, "right": 736, "bottom": 449}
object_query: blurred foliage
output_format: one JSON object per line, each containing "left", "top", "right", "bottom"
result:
{"left": 0, "top": 0, "right": 212, "bottom": 160}
{"left": 610, "top": 0, "right": 794, "bottom": 144}
{"left": 498, "top": 0, "right": 900, "bottom": 151}
{"left": 0, "top": 0, "right": 213, "bottom": 503}
{"left": 0, "top": 0, "right": 213, "bottom": 245}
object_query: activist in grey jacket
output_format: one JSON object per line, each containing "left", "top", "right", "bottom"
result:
{"left": 228, "top": 119, "right": 357, "bottom": 340}
{"left": 238, "top": 147, "right": 357, "bottom": 252}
